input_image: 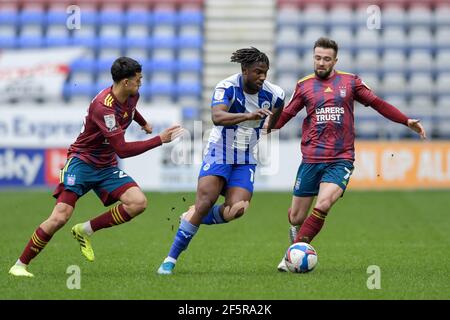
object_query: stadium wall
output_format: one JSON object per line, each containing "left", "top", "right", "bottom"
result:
{"left": 255, "top": 140, "right": 450, "bottom": 191}
{"left": 1, "top": 106, "right": 449, "bottom": 191}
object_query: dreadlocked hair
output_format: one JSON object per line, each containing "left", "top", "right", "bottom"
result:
{"left": 230, "top": 47, "right": 269, "bottom": 68}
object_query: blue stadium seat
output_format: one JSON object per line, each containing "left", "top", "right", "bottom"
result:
{"left": 125, "top": 48, "right": 148, "bottom": 62}
{"left": 149, "top": 82, "right": 176, "bottom": 98}
{"left": 178, "top": 10, "right": 203, "bottom": 26}
{"left": 44, "top": 36, "right": 71, "bottom": 47}
{"left": 95, "top": 82, "right": 111, "bottom": 94}
{"left": 71, "top": 58, "right": 96, "bottom": 72}
{"left": 46, "top": 10, "right": 66, "bottom": 25}
{"left": 177, "top": 35, "right": 202, "bottom": 49}
{"left": 383, "top": 6, "right": 406, "bottom": 27}
{"left": 152, "top": 35, "right": 177, "bottom": 49}
{"left": 96, "top": 58, "right": 116, "bottom": 72}
{"left": 139, "top": 84, "right": 152, "bottom": 100}
{"left": 153, "top": 9, "right": 177, "bottom": 25}
{"left": 62, "top": 82, "right": 72, "bottom": 100}
{"left": 80, "top": 10, "right": 98, "bottom": 26}
{"left": 276, "top": 28, "right": 301, "bottom": 51}
{"left": 435, "top": 96, "right": 450, "bottom": 138}
{"left": 141, "top": 60, "right": 153, "bottom": 73}
{"left": 0, "top": 10, "right": 18, "bottom": 25}
{"left": 17, "top": 36, "right": 43, "bottom": 48}
{"left": 436, "top": 73, "right": 450, "bottom": 95}
{"left": 176, "top": 59, "right": 202, "bottom": 72}
{"left": 150, "top": 59, "right": 176, "bottom": 72}
{"left": 125, "top": 10, "right": 151, "bottom": 26}
{"left": 123, "top": 37, "right": 151, "bottom": 49}
{"left": 177, "top": 81, "right": 201, "bottom": 97}
{"left": 182, "top": 106, "right": 200, "bottom": 120}
{"left": 98, "top": 36, "right": 123, "bottom": 49}
{"left": 19, "top": 10, "right": 45, "bottom": 26}
{"left": 19, "top": 2, "right": 204, "bottom": 106}
{"left": 99, "top": 10, "right": 124, "bottom": 26}
{"left": 0, "top": 36, "right": 17, "bottom": 48}
{"left": 277, "top": 6, "right": 301, "bottom": 27}
{"left": 435, "top": 50, "right": 450, "bottom": 73}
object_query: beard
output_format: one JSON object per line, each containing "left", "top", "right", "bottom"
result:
{"left": 314, "top": 68, "right": 332, "bottom": 80}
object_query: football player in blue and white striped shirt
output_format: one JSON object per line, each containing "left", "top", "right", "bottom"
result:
{"left": 158, "top": 47, "right": 285, "bottom": 274}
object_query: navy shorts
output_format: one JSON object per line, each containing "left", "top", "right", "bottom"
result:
{"left": 198, "top": 161, "right": 256, "bottom": 194}
{"left": 293, "top": 161, "right": 354, "bottom": 197}
{"left": 53, "top": 157, "right": 138, "bottom": 206}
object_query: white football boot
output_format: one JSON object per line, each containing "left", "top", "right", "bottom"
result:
{"left": 278, "top": 225, "right": 300, "bottom": 272}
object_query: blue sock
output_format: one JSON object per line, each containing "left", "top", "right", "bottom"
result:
{"left": 168, "top": 219, "right": 199, "bottom": 260}
{"left": 201, "top": 204, "right": 227, "bottom": 225}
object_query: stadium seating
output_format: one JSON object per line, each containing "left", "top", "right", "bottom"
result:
{"left": 276, "top": 0, "right": 450, "bottom": 139}
{"left": 1, "top": 0, "right": 448, "bottom": 139}
{"left": 1, "top": 0, "right": 203, "bottom": 120}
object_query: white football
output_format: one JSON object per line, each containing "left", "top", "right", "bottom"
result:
{"left": 284, "top": 242, "right": 318, "bottom": 273}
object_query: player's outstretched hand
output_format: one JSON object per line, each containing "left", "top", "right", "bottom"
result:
{"left": 407, "top": 119, "right": 427, "bottom": 139}
{"left": 246, "top": 109, "right": 273, "bottom": 121}
{"left": 159, "top": 125, "right": 184, "bottom": 143}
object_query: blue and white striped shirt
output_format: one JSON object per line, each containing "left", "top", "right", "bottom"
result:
{"left": 204, "top": 73, "right": 285, "bottom": 164}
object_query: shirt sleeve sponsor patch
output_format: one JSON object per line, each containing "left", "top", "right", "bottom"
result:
{"left": 104, "top": 114, "right": 117, "bottom": 132}
{"left": 213, "top": 88, "right": 225, "bottom": 101}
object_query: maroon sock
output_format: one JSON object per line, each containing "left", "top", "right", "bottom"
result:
{"left": 295, "top": 208, "right": 328, "bottom": 243}
{"left": 19, "top": 227, "right": 52, "bottom": 265}
{"left": 90, "top": 204, "right": 132, "bottom": 232}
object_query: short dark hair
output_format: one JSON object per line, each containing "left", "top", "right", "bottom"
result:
{"left": 314, "top": 37, "right": 338, "bottom": 56}
{"left": 111, "top": 57, "right": 142, "bottom": 82}
{"left": 230, "top": 47, "right": 270, "bottom": 68}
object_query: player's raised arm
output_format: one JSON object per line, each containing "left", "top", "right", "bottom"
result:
{"left": 211, "top": 104, "right": 272, "bottom": 126}
{"left": 133, "top": 109, "right": 153, "bottom": 134}
{"left": 268, "top": 83, "right": 304, "bottom": 130}
{"left": 108, "top": 125, "right": 183, "bottom": 159}
{"left": 370, "top": 97, "right": 426, "bottom": 139}
{"left": 354, "top": 75, "right": 427, "bottom": 139}
{"left": 265, "top": 101, "right": 284, "bottom": 133}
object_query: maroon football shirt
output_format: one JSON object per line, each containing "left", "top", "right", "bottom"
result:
{"left": 68, "top": 87, "right": 140, "bottom": 167}
{"left": 279, "top": 71, "right": 377, "bottom": 163}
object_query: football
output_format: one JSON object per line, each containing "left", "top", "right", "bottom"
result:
{"left": 284, "top": 242, "right": 318, "bottom": 273}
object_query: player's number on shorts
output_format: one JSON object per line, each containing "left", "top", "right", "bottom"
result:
{"left": 343, "top": 167, "right": 351, "bottom": 180}
{"left": 114, "top": 170, "right": 128, "bottom": 178}
{"left": 249, "top": 168, "right": 254, "bottom": 183}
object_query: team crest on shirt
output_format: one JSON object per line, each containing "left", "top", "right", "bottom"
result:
{"left": 67, "top": 174, "right": 76, "bottom": 186}
{"left": 339, "top": 86, "right": 347, "bottom": 98}
{"left": 104, "top": 114, "right": 117, "bottom": 132}
{"left": 261, "top": 101, "right": 271, "bottom": 109}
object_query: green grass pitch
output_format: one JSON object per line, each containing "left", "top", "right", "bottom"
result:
{"left": 1, "top": 190, "right": 449, "bottom": 299}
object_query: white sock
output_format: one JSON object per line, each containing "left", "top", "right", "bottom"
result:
{"left": 82, "top": 221, "right": 94, "bottom": 236}
{"left": 16, "top": 259, "right": 27, "bottom": 267}
{"left": 164, "top": 257, "right": 177, "bottom": 264}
